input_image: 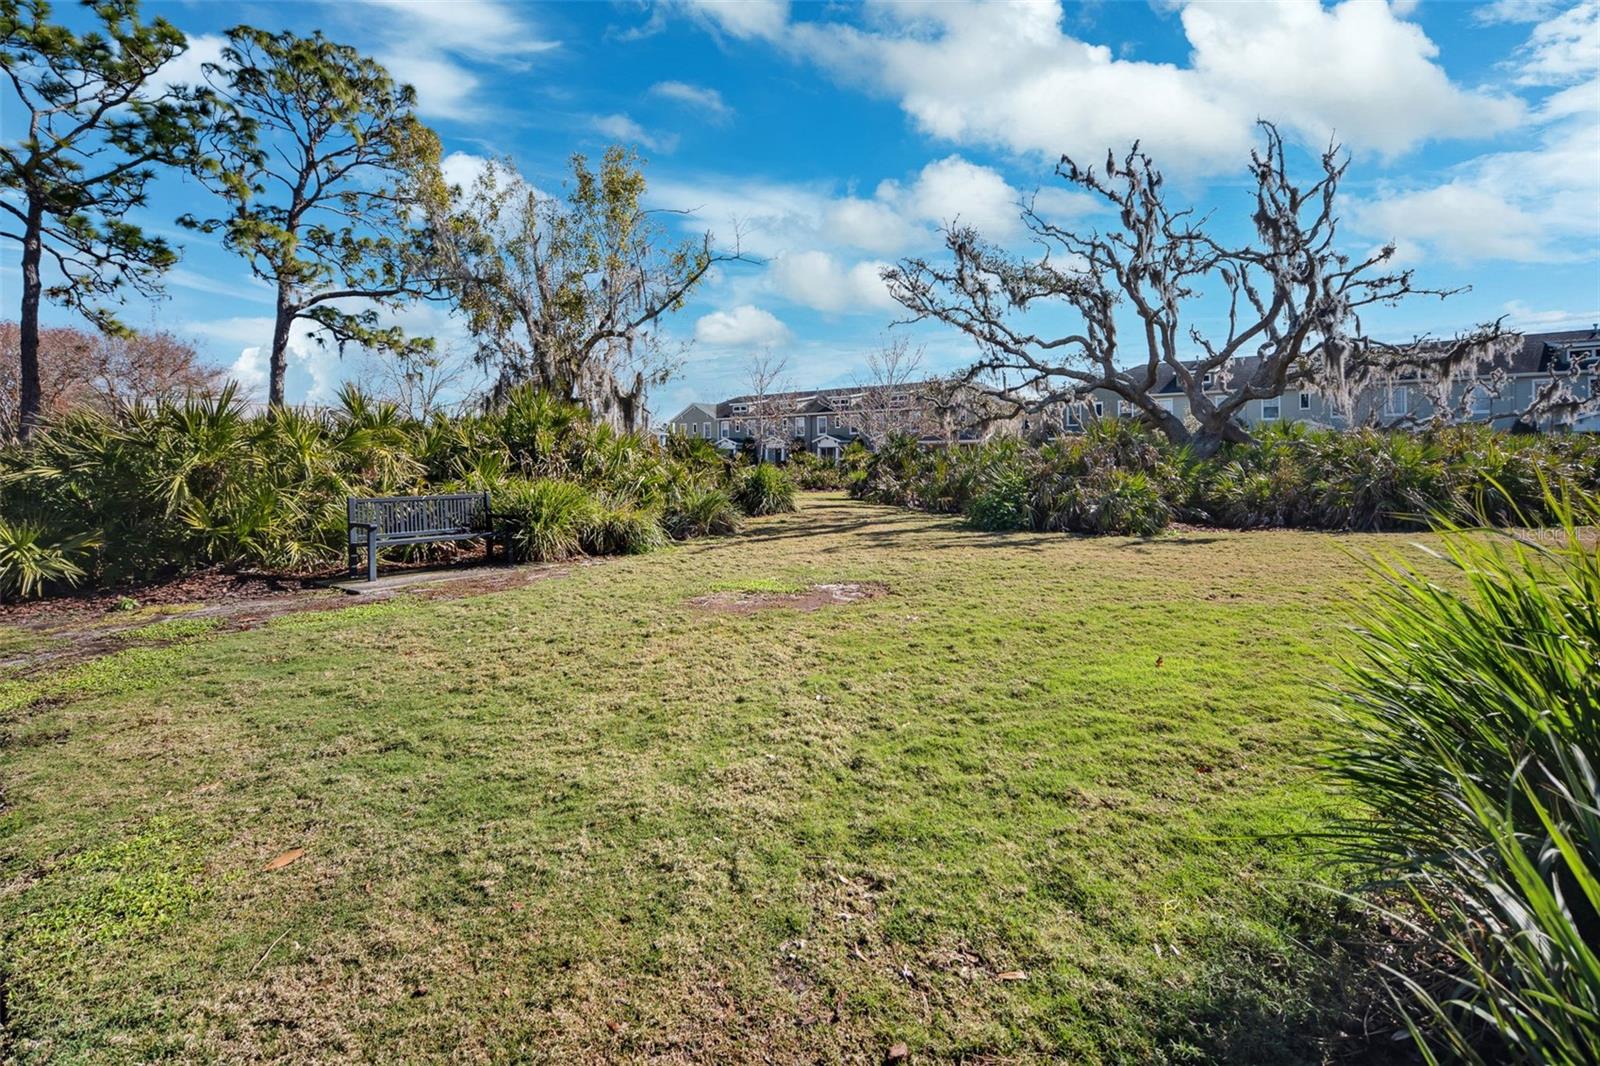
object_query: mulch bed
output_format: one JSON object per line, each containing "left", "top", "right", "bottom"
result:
{"left": 0, "top": 569, "right": 316, "bottom": 626}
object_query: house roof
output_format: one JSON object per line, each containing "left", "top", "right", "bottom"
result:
{"left": 669, "top": 402, "right": 719, "bottom": 423}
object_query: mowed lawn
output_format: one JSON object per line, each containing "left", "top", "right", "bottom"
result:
{"left": 1, "top": 495, "right": 1434, "bottom": 1064}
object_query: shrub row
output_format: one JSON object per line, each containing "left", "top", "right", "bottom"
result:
{"left": 0, "top": 385, "right": 797, "bottom": 599}
{"left": 854, "top": 420, "right": 1600, "bottom": 536}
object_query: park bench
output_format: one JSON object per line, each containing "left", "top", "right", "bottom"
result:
{"left": 346, "top": 492, "right": 505, "bottom": 582}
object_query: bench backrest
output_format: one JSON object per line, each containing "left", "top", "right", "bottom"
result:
{"left": 347, "top": 492, "right": 491, "bottom": 542}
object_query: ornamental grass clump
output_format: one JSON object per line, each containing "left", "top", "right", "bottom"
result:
{"left": 732, "top": 463, "right": 796, "bottom": 516}
{"left": 1324, "top": 491, "right": 1600, "bottom": 1064}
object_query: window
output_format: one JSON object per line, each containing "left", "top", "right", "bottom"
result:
{"left": 795, "top": 416, "right": 806, "bottom": 435}
{"left": 1298, "top": 391, "right": 1311, "bottom": 411}
{"left": 734, "top": 419, "right": 745, "bottom": 433}
{"left": 1387, "top": 386, "right": 1409, "bottom": 416}
{"left": 702, "top": 422, "right": 712, "bottom": 438}
{"left": 1261, "top": 399, "right": 1280, "bottom": 422}
{"left": 1118, "top": 400, "right": 1133, "bottom": 417}
{"left": 1202, "top": 372, "right": 1215, "bottom": 390}
{"left": 1093, "top": 400, "right": 1104, "bottom": 417}
{"left": 731, "top": 403, "right": 748, "bottom": 415}
{"left": 1156, "top": 398, "right": 1175, "bottom": 413}
{"left": 1470, "top": 386, "right": 1493, "bottom": 416}
{"left": 719, "top": 420, "right": 730, "bottom": 438}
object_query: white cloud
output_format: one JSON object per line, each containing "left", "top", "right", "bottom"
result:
{"left": 1474, "top": 0, "right": 1566, "bottom": 24}
{"left": 187, "top": 316, "right": 343, "bottom": 404}
{"left": 152, "top": 32, "right": 226, "bottom": 93}
{"left": 379, "top": 52, "right": 481, "bottom": 121}
{"left": 731, "top": 0, "right": 1522, "bottom": 172}
{"left": 650, "top": 152, "right": 1077, "bottom": 262}
{"left": 1513, "top": 0, "right": 1599, "bottom": 84}
{"left": 895, "top": 155, "right": 1028, "bottom": 236}
{"left": 650, "top": 80, "right": 734, "bottom": 120}
{"left": 1502, "top": 300, "right": 1600, "bottom": 328}
{"left": 440, "top": 151, "right": 493, "bottom": 193}
{"left": 768, "top": 251, "right": 896, "bottom": 313}
{"left": 1353, "top": 2, "right": 1600, "bottom": 264}
{"left": 682, "top": 0, "right": 790, "bottom": 42}
{"left": 1358, "top": 184, "right": 1552, "bottom": 263}
{"left": 693, "top": 304, "right": 792, "bottom": 346}
{"left": 594, "top": 113, "right": 679, "bottom": 152}
{"left": 358, "top": 0, "right": 558, "bottom": 121}
{"left": 361, "top": 0, "right": 559, "bottom": 63}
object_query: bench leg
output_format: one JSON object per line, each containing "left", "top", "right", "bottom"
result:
{"left": 367, "top": 529, "right": 378, "bottom": 582}
{"left": 348, "top": 543, "right": 357, "bottom": 579}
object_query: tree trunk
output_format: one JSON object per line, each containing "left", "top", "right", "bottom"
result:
{"left": 16, "top": 205, "right": 45, "bottom": 442}
{"left": 1190, "top": 417, "right": 1255, "bottom": 459}
{"left": 268, "top": 283, "right": 295, "bottom": 409}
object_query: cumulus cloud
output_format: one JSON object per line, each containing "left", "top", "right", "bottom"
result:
{"left": 1353, "top": 2, "right": 1600, "bottom": 264}
{"left": 187, "top": 316, "right": 343, "bottom": 405}
{"left": 694, "top": 304, "right": 792, "bottom": 346}
{"left": 152, "top": 32, "right": 226, "bottom": 93}
{"left": 650, "top": 80, "right": 734, "bottom": 120}
{"left": 700, "top": 0, "right": 1522, "bottom": 172}
{"left": 768, "top": 252, "right": 896, "bottom": 313}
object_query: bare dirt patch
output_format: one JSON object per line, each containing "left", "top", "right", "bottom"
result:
{"left": 688, "top": 582, "right": 888, "bottom": 614}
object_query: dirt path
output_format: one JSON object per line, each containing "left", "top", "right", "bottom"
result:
{"left": 0, "top": 562, "right": 577, "bottom": 674}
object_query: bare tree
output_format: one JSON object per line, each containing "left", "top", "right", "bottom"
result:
{"left": 354, "top": 344, "right": 485, "bottom": 420}
{"left": 884, "top": 122, "right": 1523, "bottom": 457}
{"left": 742, "top": 346, "right": 792, "bottom": 455}
{"left": 851, "top": 334, "right": 929, "bottom": 445}
{"left": 0, "top": 321, "right": 219, "bottom": 436}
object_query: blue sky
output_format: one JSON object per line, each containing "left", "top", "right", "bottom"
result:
{"left": 5, "top": 0, "right": 1598, "bottom": 419}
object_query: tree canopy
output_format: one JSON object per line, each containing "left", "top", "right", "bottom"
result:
{"left": 0, "top": 0, "right": 210, "bottom": 437}
{"left": 429, "top": 147, "right": 738, "bottom": 432}
{"left": 184, "top": 25, "right": 447, "bottom": 408}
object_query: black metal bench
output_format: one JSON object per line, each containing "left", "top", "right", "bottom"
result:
{"left": 346, "top": 492, "right": 505, "bottom": 582}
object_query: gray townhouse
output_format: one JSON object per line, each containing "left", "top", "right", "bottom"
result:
{"left": 658, "top": 328, "right": 1597, "bottom": 457}
{"left": 658, "top": 382, "right": 983, "bottom": 460}
{"left": 1065, "top": 327, "right": 1600, "bottom": 435}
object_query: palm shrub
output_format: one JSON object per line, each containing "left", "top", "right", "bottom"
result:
{"left": 491, "top": 478, "right": 600, "bottom": 563}
{"left": 663, "top": 484, "right": 741, "bottom": 539}
{"left": 732, "top": 463, "right": 796, "bottom": 516}
{"left": 0, "top": 519, "right": 97, "bottom": 600}
{"left": 1325, "top": 493, "right": 1600, "bottom": 1063}
{"left": 787, "top": 451, "right": 844, "bottom": 490}
{"left": 582, "top": 495, "right": 667, "bottom": 556}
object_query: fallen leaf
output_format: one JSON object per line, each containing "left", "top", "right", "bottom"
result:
{"left": 605, "top": 1019, "right": 622, "bottom": 1034}
{"left": 886, "top": 1041, "right": 909, "bottom": 1062}
{"left": 995, "top": 970, "right": 1028, "bottom": 982}
{"left": 1155, "top": 655, "right": 1164, "bottom": 668}
{"left": 262, "top": 848, "right": 303, "bottom": 872}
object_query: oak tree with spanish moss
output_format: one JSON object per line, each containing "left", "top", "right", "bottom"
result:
{"left": 884, "top": 122, "right": 1525, "bottom": 457}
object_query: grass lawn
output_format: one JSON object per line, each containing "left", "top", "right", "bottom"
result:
{"left": 0, "top": 494, "right": 1436, "bottom": 1063}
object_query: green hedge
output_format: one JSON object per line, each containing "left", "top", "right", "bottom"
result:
{"left": 0, "top": 384, "right": 768, "bottom": 599}
{"left": 853, "top": 421, "right": 1600, "bottom": 537}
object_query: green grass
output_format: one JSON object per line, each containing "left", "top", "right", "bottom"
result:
{"left": 0, "top": 495, "right": 1440, "bottom": 1063}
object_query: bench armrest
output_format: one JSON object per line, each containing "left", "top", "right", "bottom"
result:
{"left": 347, "top": 521, "right": 376, "bottom": 531}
